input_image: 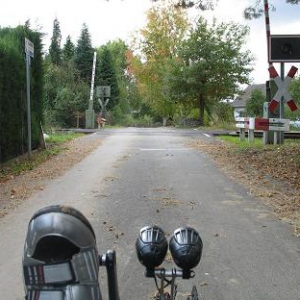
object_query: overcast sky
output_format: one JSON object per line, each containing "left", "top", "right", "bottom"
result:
{"left": 1, "top": 0, "right": 300, "bottom": 85}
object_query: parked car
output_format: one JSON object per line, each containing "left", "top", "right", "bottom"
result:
{"left": 290, "top": 119, "right": 300, "bottom": 128}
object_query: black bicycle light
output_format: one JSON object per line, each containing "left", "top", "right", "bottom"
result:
{"left": 136, "top": 225, "right": 168, "bottom": 269}
{"left": 169, "top": 227, "right": 203, "bottom": 270}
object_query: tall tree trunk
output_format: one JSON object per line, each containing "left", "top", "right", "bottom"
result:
{"left": 198, "top": 92, "right": 205, "bottom": 126}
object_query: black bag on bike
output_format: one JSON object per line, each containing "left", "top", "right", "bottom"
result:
{"left": 22, "top": 205, "right": 102, "bottom": 300}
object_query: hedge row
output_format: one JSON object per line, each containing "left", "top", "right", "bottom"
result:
{"left": 0, "top": 25, "right": 44, "bottom": 163}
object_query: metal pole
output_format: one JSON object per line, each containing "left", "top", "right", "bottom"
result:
{"left": 26, "top": 54, "right": 32, "bottom": 159}
{"left": 280, "top": 62, "right": 285, "bottom": 119}
{"left": 263, "top": 0, "right": 273, "bottom": 144}
{"left": 279, "top": 62, "right": 285, "bottom": 144}
{"left": 264, "top": 0, "right": 272, "bottom": 68}
{"left": 85, "top": 52, "right": 97, "bottom": 129}
{"left": 89, "top": 52, "right": 97, "bottom": 110}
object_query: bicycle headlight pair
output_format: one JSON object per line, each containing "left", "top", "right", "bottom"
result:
{"left": 136, "top": 225, "right": 203, "bottom": 271}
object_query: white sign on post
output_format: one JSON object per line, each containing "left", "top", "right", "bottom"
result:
{"left": 25, "top": 38, "right": 34, "bottom": 58}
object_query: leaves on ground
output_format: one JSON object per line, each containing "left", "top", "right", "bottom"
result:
{"left": 192, "top": 139, "right": 300, "bottom": 236}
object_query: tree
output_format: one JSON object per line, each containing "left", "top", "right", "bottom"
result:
{"left": 245, "top": 89, "right": 266, "bottom": 117}
{"left": 130, "top": 2, "right": 189, "bottom": 120}
{"left": 44, "top": 63, "right": 61, "bottom": 111}
{"left": 105, "top": 40, "right": 131, "bottom": 113}
{"left": 44, "top": 57, "right": 90, "bottom": 128}
{"left": 174, "top": 17, "right": 253, "bottom": 125}
{"left": 74, "top": 23, "right": 94, "bottom": 83}
{"left": 244, "top": 0, "right": 300, "bottom": 19}
{"left": 96, "top": 45, "right": 120, "bottom": 111}
{"left": 151, "top": 0, "right": 300, "bottom": 17}
{"left": 49, "top": 18, "right": 62, "bottom": 65}
{"left": 62, "top": 35, "right": 75, "bottom": 64}
{"left": 288, "top": 76, "right": 300, "bottom": 119}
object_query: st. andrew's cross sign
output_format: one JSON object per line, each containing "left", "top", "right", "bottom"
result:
{"left": 268, "top": 65, "right": 298, "bottom": 113}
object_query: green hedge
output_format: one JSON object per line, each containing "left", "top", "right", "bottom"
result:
{"left": 0, "top": 25, "right": 44, "bottom": 162}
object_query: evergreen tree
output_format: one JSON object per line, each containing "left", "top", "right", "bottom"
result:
{"left": 62, "top": 35, "right": 75, "bottom": 64}
{"left": 74, "top": 23, "right": 94, "bottom": 83}
{"left": 96, "top": 46, "right": 120, "bottom": 110}
{"left": 106, "top": 40, "right": 131, "bottom": 113}
{"left": 49, "top": 18, "right": 62, "bottom": 65}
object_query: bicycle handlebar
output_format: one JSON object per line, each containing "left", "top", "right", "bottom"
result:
{"left": 145, "top": 268, "right": 195, "bottom": 280}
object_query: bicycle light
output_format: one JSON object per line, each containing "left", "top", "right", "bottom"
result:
{"left": 136, "top": 225, "right": 168, "bottom": 269}
{"left": 169, "top": 227, "right": 203, "bottom": 270}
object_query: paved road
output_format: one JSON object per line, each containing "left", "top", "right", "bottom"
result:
{"left": 0, "top": 128, "right": 299, "bottom": 300}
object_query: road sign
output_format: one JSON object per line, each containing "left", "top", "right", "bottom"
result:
{"left": 96, "top": 86, "right": 111, "bottom": 98}
{"left": 268, "top": 65, "right": 298, "bottom": 113}
{"left": 269, "top": 35, "right": 300, "bottom": 62}
{"left": 254, "top": 118, "right": 269, "bottom": 131}
{"left": 236, "top": 117, "right": 290, "bottom": 132}
{"left": 255, "top": 118, "right": 290, "bottom": 131}
{"left": 235, "top": 117, "right": 254, "bottom": 129}
{"left": 25, "top": 38, "right": 34, "bottom": 58}
{"left": 268, "top": 118, "right": 290, "bottom": 131}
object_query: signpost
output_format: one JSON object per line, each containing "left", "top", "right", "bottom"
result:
{"left": 96, "top": 86, "right": 110, "bottom": 119}
{"left": 235, "top": 117, "right": 290, "bottom": 143}
{"left": 267, "top": 34, "right": 299, "bottom": 144}
{"left": 235, "top": 117, "right": 253, "bottom": 142}
{"left": 25, "top": 38, "right": 34, "bottom": 159}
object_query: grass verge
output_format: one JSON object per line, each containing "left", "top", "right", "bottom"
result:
{"left": 0, "top": 132, "right": 83, "bottom": 181}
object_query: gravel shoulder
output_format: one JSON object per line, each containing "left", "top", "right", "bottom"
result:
{"left": 0, "top": 135, "right": 102, "bottom": 218}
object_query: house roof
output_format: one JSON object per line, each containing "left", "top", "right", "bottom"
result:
{"left": 231, "top": 84, "right": 266, "bottom": 108}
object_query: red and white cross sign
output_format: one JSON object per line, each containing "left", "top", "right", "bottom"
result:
{"left": 268, "top": 65, "right": 298, "bottom": 113}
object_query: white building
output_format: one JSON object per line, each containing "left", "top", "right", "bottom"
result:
{"left": 231, "top": 84, "right": 266, "bottom": 118}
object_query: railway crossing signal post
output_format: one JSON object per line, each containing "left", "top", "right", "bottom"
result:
{"left": 265, "top": 35, "right": 300, "bottom": 144}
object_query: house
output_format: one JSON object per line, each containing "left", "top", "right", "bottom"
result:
{"left": 231, "top": 84, "right": 266, "bottom": 118}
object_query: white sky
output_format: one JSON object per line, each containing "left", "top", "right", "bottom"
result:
{"left": 1, "top": 0, "right": 300, "bottom": 84}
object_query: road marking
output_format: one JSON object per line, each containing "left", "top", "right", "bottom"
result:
{"left": 139, "top": 148, "right": 191, "bottom": 151}
{"left": 203, "top": 133, "right": 211, "bottom": 137}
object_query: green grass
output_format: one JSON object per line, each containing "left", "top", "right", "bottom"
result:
{"left": 0, "top": 132, "right": 83, "bottom": 180}
{"left": 45, "top": 132, "right": 83, "bottom": 143}
{"left": 219, "top": 135, "right": 300, "bottom": 149}
{"left": 219, "top": 135, "right": 264, "bottom": 148}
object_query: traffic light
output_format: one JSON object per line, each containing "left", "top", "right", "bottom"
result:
{"left": 269, "top": 35, "right": 300, "bottom": 62}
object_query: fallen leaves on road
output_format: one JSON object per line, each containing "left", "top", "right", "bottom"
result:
{"left": 192, "top": 138, "right": 300, "bottom": 236}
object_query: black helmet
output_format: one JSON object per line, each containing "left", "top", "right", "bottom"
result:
{"left": 136, "top": 225, "right": 168, "bottom": 269}
{"left": 169, "top": 227, "right": 203, "bottom": 270}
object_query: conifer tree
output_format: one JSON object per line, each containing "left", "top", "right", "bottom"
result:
{"left": 49, "top": 18, "right": 62, "bottom": 65}
{"left": 74, "top": 23, "right": 94, "bottom": 83}
{"left": 62, "top": 35, "right": 75, "bottom": 63}
{"left": 97, "top": 46, "right": 120, "bottom": 109}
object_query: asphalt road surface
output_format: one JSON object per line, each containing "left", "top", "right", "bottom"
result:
{"left": 0, "top": 128, "right": 299, "bottom": 300}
